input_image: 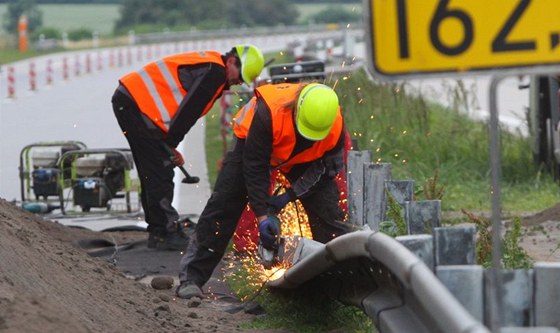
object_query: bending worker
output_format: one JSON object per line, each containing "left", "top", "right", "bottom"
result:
{"left": 111, "top": 45, "right": 265, "bottom": 250}
{"left": 177, "top": 82, "right": 351, "bottom": 299}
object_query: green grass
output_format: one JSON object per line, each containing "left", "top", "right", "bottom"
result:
{"left": 335, "top": 70, "right": 560, "bottom": 214}
{"left": 226, "top": 256, "right": 374, "bottom": 333}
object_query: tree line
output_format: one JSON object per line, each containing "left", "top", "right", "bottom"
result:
{"left": 3, "top": 0, "right": 361, "bottom": 38}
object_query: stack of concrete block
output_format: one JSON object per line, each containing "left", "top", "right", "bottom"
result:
{"left": 346, "top": 149, "right": 560, "bottom": 331}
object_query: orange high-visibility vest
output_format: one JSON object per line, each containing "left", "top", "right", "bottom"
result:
{"left": 233, "top": 83, "right": 343, "bottom": 173}
{"left": 120, "top": 51, "right": 225, "bottom": 132}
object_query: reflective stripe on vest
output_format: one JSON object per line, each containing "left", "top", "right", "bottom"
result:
{"left": 120, "top": 51, "right": 224, "bottom": 132}
{"left": 233, "top": 97, "right": 257, "bottom": 139}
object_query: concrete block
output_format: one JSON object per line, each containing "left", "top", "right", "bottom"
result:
{"left": 436, "top": 265, "right": 484, "bottom": 322}
{"left": 534, "top": 262, "right": 560, "bottom": 328}
{"left": 364, "top": 162, "right": 391, "bottom": 231}
{"left": 405, "top": 200, "right": 442, "bottom": 235}
{"left": 347, "top": 150, "right": 371, "bottom": 226}
{"left": 434, "top": 225, "right": 476, "bottom": 266}
{"left": 397, "top": 234, "right": 434, "bottom": 271}
{"left": 384, "top": 180, "right": 415, "bottom": 206}
{"left": 500, "top": 269, "right": 533, "bottom": 327}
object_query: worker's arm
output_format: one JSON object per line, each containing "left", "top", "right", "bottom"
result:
{"left": 165, "top": 63, "right": 226, "bottom": 148}
{"left": 243, "top": 99, "right": 273, "bottom": 220}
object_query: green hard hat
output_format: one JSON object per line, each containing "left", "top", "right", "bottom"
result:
{"left": 235, "top": 44, "right": 265, "bottom": 85}
{"left": 296, "top": 83, "right": 339, "bottom": 141}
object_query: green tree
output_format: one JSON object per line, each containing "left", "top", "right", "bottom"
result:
{"left": 114, "top": 0, "right": 297, "bottom": 33}
{"left": 2, "top": 0, "right": 43, "bottom": 35}
{"left": 227, "top": 0, "right": 298, "bottom": 27}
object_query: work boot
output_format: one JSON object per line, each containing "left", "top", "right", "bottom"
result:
{"left": 147, "top": 233, "right": 159, "bottom": 249}
{"left": 176, "top": 281, "right": 203, "bottom": 299}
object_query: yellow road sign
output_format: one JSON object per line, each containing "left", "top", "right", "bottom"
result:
{"left": 366, "top": 0, "right": 560, "bottom": 78}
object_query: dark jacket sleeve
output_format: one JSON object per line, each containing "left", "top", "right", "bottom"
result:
{"left": 242, "top": 99, "right": 273, "bottom": 217}
{"left": 291, "top": 125, "right": 346, "bottom": 198}
{"left": 165, "top": 62, "right": 226, "bottom": 147}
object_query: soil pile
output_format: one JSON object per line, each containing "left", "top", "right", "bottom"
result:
{"left": 0, "top": 198, "right": 284, "bottom": 333}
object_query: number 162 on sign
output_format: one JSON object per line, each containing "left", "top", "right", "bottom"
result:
{"left": 367, "top": 0, "right": 560, "bottom": 78}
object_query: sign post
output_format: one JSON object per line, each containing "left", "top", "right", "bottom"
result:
{"left": 365, "top": 1, "right": 560, "bottom": 331}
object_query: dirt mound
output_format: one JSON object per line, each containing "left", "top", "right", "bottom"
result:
{"left": 522, "top": 202, "right": 560, "bottom": 226}
{"left": 0, "top": 198, "right": 279, "bottom": 333}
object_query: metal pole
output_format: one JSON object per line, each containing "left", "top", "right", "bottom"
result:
{"left": 488, "top": 76, "right": 504, "bottom": 332}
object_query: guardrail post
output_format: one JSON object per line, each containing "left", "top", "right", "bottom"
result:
{"left": 347, "top": 150, "right": 371, "bottom": 226}
{"left": 397, "top": 234, "right": 434, "bottom": 270}
{"left": 437, "top": 265, "right": 484, "bottom": 322}
{"left": 384, "top": 180, "right": 415, "bottom": 206}
{"left": 484, "top": 269, "right": 533, "bottom": 327}
{"left": 405, "top": 200, "right": 442, "bottom": 235}
{"left": 534, "top": 262, "right": 560, "bottom": 328}
{"left": 364, "top": 162, "right": 391, "bottom": 231}
{"left": 434, "top": 225, "right": 476, "bottom": 265}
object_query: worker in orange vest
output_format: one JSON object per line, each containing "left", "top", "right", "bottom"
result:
{"left": 177, "top": 82, "right": 352, "bottom": 299}
{"left": 111, "top": 45, "right": 265, "bottom": 250}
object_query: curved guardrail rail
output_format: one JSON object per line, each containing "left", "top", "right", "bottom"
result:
{"left": 268, "top": 230, "right": 490, "bottom": 333}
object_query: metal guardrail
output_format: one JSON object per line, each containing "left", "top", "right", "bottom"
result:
{"left": 268, "top": 231, "right": 490, "bottom": 333}
{"left": 133, "top": 24, "right": 363, "bottom": 44}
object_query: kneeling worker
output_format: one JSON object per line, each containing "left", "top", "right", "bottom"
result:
{"left": 176, "top": 82, "right": 351, "bottom": 298}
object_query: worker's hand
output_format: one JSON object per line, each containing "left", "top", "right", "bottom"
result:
{"left": 259, "top": 215, "right": 281, "bottom": 250}
{"left": 267, "top": 188, "right": 296, "bottom": 214}
{"left": 172, "top": 148, "right": 184, "bottom": 167}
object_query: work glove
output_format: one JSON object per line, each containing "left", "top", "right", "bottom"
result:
{"left": 267, "top": 188, "right": 296, "bottom": 214}
{"left": 172, "top": 148, "right": 184, "bottom": 167}
{"left": 259, "top": 215, "right": 281, "bottom": 250}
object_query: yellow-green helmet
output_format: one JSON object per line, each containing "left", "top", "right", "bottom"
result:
{"left": 235, "top": 44, "right": 265, "bottom": 85}
{"left": 296, "top": 83, "right": 339, "bottom": 141}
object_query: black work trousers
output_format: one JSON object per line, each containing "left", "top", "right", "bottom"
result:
{"left": 111, "top": 88, "right": 179, "bottom": 235}
{"left": 178, "top": 144, "right": 350, "bottom": 288}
